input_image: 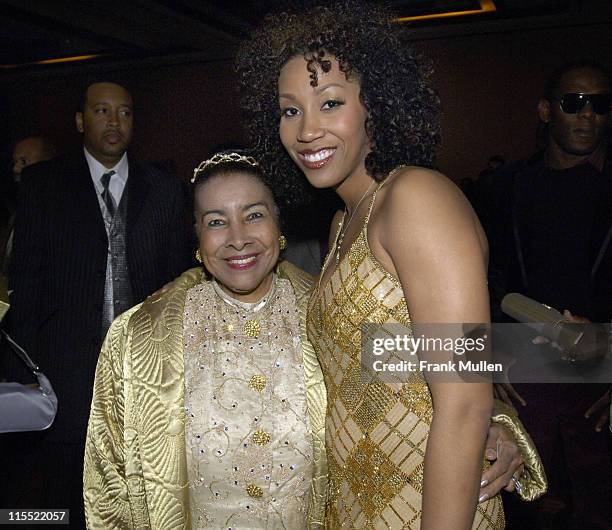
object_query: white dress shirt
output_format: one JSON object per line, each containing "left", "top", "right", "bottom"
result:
{"left": 84, "top": 147, "right": 129, "bottom": 333}
{"left": 84, "top": 147, "right": 128, "bottom": 208}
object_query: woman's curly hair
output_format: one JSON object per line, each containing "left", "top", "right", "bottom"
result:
{"left": 236, "top": 0, "right": 440, "bottom": 205}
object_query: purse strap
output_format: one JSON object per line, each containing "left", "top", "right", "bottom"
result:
{"left": 0, "top": 328, "right": 41, "bottom": 374}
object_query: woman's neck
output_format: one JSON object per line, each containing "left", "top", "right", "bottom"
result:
{"left": 213, "top": 274, "right": 276, "bottom": 310}
{"left": 335, "top": 170, "right": 377, "bottom": 215}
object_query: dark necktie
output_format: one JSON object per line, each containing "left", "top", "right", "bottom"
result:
{"left": 100, "top": 170, "right": 116, "bottom": 217}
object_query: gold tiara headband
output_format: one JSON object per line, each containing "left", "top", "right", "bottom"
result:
{"left": 191, "top": 152, "right": 259, "bottom": 183}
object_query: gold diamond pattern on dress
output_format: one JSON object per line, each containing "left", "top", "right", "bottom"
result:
{"left": 248, "top": 374, "right": 267, "bottom": 392}
{"left": 244, "top": 319, "right": 261, "bottom": 337}
{"left": 336, "top": 364, "right": 364, "bottom": 411}
{"left": 345, "top": 437, "right": 407, "bottom": 520}
{"left": 307, "top": 185, "right": 504, "bottom": 529}
{"left": 407, "top": 461, "right": 425, "bottom": 495}
{"left": 246, "top": 484, "right": 263, "bottom": 498}
{"left": 252, "top": 429, "right": 271, "bottom": 446}
{"left": 398, "top": 381, "right": 434, "bottom": 420}
{"left": 353, "top": 380, "right": 396, "bottom": 434}
{"left": 348, "top": 233, "right": 368, "bottom": 267}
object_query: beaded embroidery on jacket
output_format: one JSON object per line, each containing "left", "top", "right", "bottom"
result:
{"left": 183, "top": 276, "right": 313, "bottom": 528}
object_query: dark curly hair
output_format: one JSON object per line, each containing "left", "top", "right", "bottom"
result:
{"left": 236, "top": 0, "right": 440, "bottom": 205}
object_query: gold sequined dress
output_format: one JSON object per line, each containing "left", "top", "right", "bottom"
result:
{"left": 307, "top": 187, "right": 505, "bottom": 529}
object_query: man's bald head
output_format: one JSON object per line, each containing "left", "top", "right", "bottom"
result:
{"left": 12, "top": 136, "right": 57, "bottom": 181}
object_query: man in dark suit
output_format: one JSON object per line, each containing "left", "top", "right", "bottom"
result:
{"left": 486, "top": 62, "right": 612, "bottom": 529}
{"left": 3, "top": 82, "right": 192, "bottom": 527}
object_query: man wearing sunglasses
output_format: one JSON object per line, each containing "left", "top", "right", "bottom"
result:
{"left": 538, "top": 71, "right": 611, "bottom": 171}
{"left": 486, "top": 61, "right": 612, "bottom": 529}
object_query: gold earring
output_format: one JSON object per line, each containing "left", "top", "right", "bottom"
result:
{"left": 195, "top": 249, "right": 202, "bottom": 263}
{"left": 279, "top": 235, "right": 287, "bottom": 251}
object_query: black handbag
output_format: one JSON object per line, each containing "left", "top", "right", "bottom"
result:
{"left": 0, "top": 328, "right": 58, "bottom": 433}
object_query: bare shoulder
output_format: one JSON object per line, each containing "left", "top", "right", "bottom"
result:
{"left": 383, "top": 167, "right": 467, "bottom": 212}
{"left": 377, "top": 167, "right": 475, "bottom": 233}
{"left": 369, "top": 166, "right": 487, "bottom": 275}
{"left": 371, "top": 169, "right": 489, "bottom": 324}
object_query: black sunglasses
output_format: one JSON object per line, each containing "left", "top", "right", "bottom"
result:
{"left": 556, "top": 93, "right": 611, "bottom": 115}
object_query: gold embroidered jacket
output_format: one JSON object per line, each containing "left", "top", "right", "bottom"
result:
{"left": 83, "top": 262, "right": 545, "bottom": 529}
{"left": 83, "top": 262, "right": 327, "bottom": 529}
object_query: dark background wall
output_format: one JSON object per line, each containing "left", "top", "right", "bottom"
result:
{"left": 422, "top": 20, "right": 612, "bottom": 180}
{"left": 1, "top": 59, "right": 244, "bottom": 183}
{"left": 2, "top": 19, "right": 611, "bottom": 184}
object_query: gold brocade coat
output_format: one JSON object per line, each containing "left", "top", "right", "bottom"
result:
{"left": 84, "top": 262, "right": 545, "bottom": 529}
{"left": 83, "top": 262, "right": 327, "bottom": 529}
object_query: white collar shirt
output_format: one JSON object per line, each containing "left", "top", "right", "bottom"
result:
{"left": 84, "top": 147, "right": 129, "bottom": 208}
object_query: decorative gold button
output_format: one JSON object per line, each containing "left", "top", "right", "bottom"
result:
{"left": 246, "top": 483, "right": 263, "bottom": 498}
{"left": 244, "top": 319, "right": 261, "bottom": 337}
{"left": 252, "top": 429, "right": 271, "bottom": 445}
{"left": 249, "top": 374, "right": 267, "bottom": 392}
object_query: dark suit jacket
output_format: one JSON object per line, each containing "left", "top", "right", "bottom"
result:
{"left": 486, "top": 154, "right": 612, "bottom": 324}
{"left": 5, "top": 152, "right": 193, "bottom": 441}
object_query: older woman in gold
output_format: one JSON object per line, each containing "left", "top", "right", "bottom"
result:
{"left": 84, "top": 152, "right": 544, "bottom": 529}
{"left": 83, "top": 152, "right": 327, "bottom": 529}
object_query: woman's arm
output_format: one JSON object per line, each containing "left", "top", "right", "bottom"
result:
{"left": 379, "top": 168, "right": 492, "bottom": 530}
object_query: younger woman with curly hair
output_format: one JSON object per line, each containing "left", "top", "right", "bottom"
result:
{"left": 236, "top": 1, "right": 544, "bottom": 528}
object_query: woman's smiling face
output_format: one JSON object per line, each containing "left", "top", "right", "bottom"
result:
{"left": 278, "top": 55, "right": 371, "bottom": 190}
{"left": 194, "top": 172, "right": 280, "bottom": 302}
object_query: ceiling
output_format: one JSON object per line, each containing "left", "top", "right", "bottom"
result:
{"left": 0, "top": 0, "right": 608, "bottom": 74}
